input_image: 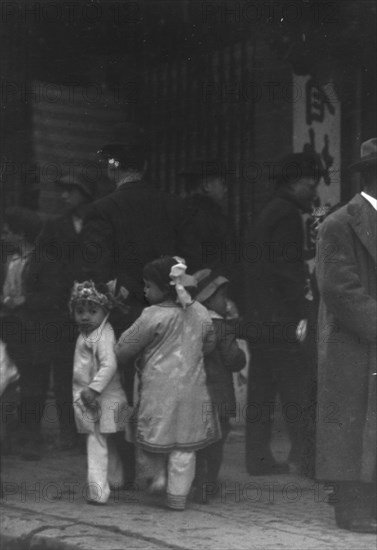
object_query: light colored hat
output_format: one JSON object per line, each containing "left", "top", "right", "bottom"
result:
{"left": 192, "top": 268, "right": 229, "bottom": 303}
{"left": 349, "top": 138, "right": 377, "bottom": 171}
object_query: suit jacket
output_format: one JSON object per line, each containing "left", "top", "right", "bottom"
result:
{"left": 244, "top": 189, "right": 309, "bottom": 343}
{"left": 177, "top": 194, "right": 236, "bottom": 273}
{"left": 81, "top": 180, "right": 180, "bottom": 301}
{"left": 315, "top": 193, "right": 377, "bottom": 482}
{"left": 22, "top": 214, "right": 85, "bottom": 310}
{"left": 204, "top": 313, "right": 246, "bottom": 418}
{"left": 18, "top": 215, "right": 82, "bottom": 361}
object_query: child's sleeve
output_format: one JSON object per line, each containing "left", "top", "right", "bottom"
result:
{"left": 115, "top": 309, "right": 155, "bottom": 365}
{"left": 89, "top": 326, "right": 118, "bottom": 394}
{"left": 201, "top": 317, "right": 217, "bottom": 355}
{"left": 214, "top": 319, "right": 246, "bottom": 373}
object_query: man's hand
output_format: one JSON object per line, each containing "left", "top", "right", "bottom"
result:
{"left": 80, "top": 387, "right": 99, "bottom": 409}
{"left": 296, "top": 319, "right": 308, "bottom": 343}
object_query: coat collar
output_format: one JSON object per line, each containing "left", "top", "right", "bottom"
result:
{"left": 275, "top": 188, "right": 309, "bottom": 212}
{"left": 115, "top": 178, "right": 145, "bottom": 191}
{"left": 347, "top": 193, "right": 377, "bottom": 264}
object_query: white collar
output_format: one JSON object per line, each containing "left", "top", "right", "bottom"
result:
{"left": 361, "top": 191, "right": 377, "bottom": 211}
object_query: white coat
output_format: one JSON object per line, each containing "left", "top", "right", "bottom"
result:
{"left": 72, "top": 316, "right": 128, "bottom": 434}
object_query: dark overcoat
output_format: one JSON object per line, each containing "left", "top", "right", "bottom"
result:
{"left": 177, "top": 194, "right": 235, "bottom": 273}
{"left": 243, "top": 188, "right": 309, "bottom": 341}
{"left": 81, "top": 180, "right": 180, "bottom": 299}
{"left": 315, "top": 193, "right": 377, "bottom": 482}
{"left": 21, "top": 215, "right": 82, "bottom": 360}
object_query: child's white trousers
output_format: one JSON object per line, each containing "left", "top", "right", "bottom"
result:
{"left": 137, "top": 448, "right": 196, "bottom": 509}
{"left": 166, "top": 450, "right": 196, "bottom": 509}
{"left": 86, "top": 431, "right": 124, "bottom": 503}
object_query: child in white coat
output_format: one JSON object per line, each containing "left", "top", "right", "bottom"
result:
{"left": 70, "top": 280, "right": 128, "bottom": 505}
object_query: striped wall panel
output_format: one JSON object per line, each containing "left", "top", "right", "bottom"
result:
{"left": 31, "top": 81, "right": 131, "bottom": 213}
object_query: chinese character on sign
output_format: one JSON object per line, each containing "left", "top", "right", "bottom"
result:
{"left": 305, "top": 78, "right": 336, "bottom": 125}
{"left": 303, "top": 128, "right": 334, "bottom": 186}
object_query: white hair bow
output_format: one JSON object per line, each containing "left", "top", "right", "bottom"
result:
{"left": 169, "top": 257, "right": 196, "bottom": 309}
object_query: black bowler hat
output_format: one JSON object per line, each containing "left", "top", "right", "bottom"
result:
{"left": 97, "top": 142, "right": 145, "bottom": 172}
{"left": 57, "top": 174, "right": 96, "bottom": 200}
{"left": 348, "top": 138, "right": 377, "bottom": 172}
{"left": 274, "top": 151, "right": 325, "bottom": 186}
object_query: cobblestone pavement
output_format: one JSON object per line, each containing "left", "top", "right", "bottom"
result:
{"left": 1, "top": 428, "right": 376, "bottom": 550}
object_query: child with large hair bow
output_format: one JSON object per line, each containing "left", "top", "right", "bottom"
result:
{"left": 115, "top": 256, "right": 220, "bottom": 510}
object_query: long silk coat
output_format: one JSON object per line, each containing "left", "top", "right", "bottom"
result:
{"left": 115, "top": 300, "right": 220, "bottom": 453}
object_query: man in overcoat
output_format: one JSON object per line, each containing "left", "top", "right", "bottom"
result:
{"left": 315, "top": 138, "right": 377, "bottom": 533}
{"left": 244, "top": 151, "right": 323, "bottom": 475}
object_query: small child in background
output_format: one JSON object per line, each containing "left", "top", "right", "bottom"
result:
{"left": 70, "top": 280, "right": 128, "bottom": 505}
{"left": 192, "top": 269, "right": 246, "bottom": 503}
{"left": 115, "top": 256, "right": 220, "bottom": 511}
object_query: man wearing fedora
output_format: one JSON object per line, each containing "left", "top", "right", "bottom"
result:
{"left": 244, "top": 151, "right": 324, "bottom": 476}
{"left": 315, "top": 138, "right": 377, "bottom": 533}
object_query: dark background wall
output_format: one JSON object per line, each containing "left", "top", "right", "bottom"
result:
{"left": 1, "top": 0, "right": 376, "bottom": 231}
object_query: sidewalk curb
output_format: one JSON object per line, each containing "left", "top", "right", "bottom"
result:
{"left": 0, "top": 506, "right": 182, "bottom": 550}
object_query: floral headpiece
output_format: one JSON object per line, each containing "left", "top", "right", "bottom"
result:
{"left": 169, "top": 257, "right": 197, "bottom": 309}
{"left": 69, "top": 280, "right": 129, "bottom": 314}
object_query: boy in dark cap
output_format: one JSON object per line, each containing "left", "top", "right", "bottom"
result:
{"left": 192, "top": 268, "right": 246, "bottom": 503}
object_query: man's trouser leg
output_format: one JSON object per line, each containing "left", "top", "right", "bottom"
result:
{"left": 53, "top": 331, "right": 77, "bottom": 445}
{"left": 275, "top": 343, "right": 306, "bottom": 467}
{"left": 245, "top": 347, "right": 277, "bottom": 471}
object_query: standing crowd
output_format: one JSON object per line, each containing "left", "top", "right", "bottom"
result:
{"left": 0, "top": 137, "right": 376, "bottom": 530}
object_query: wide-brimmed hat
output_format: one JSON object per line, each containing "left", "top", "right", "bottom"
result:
{"left": 348, "top": 138, "right": 377, "bottom": 171}
{"left": 192, "top": 268, "right": 229, "bottom": 303}
{"left": 57, "top": 174, "right": 96, "bottom": 200}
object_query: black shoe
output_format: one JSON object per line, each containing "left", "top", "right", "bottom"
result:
{"left": 347, "top": 517, "right": 377, "bottom": 534}
{"left": 21, "top": 447, "right": 42, "bottom": 461}
{"left": 86, "top": 499, "right": 107, "bottom": 506}
{"left": 247, "top": 462, "right": 289, "bottom": 476}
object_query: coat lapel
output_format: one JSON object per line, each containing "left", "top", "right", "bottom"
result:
{"left": 348, "top": 194, "right": 377, "bottom": 265}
